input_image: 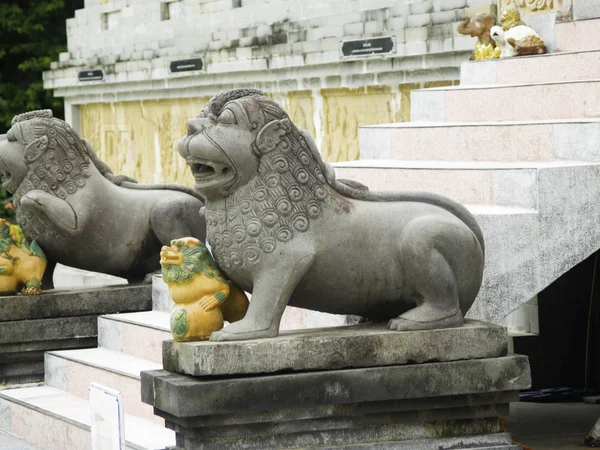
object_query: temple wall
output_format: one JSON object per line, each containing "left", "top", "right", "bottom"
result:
{"left": 79, "top": 81, "right": 452, "bottom": 183}
{"left": 46, "top": 0, "right": 481, "bottom": 181}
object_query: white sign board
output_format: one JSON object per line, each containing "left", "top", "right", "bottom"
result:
{"left": 90, "top": 382, "right": 125, "bottom": 450}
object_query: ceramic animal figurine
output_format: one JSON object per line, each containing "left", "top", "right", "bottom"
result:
{"left": 456, "top": 13, "right": 499, "bottom": 60}
{"left": 490, "top": 25, "right": 547, "bottom": 57}
{"left": 160, "top": 237, "right": 249, "bottom": 341}
{"left": 0, "top": 110, "right": 206, "bottom": 286}
{"left": 473, "top": 42, "right": 502, "bottom": 60}
{"left": 0, "top": 219, "right": 46, "bottom": 295}
{"left": 500, "top": 2, "right": 526, "bottom": 30}
{"left": 178, "top": 89, "right": 485, "bottom": 342}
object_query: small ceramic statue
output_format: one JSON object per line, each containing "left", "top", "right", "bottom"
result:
{"left": 0, "top": 110, "right": 206, "bottom": 286}
{"left": 490, "top": 25, "right": 547, "bottom": 57}
{"left": 178, "top": 89, "right": 485, "bottom": 342}
{"left": 500, "top": 2, "right": 527, "bottom": 30}
{"left": 494, "top": 1, "right": 546, "bottom": 57}
{"left": 160, "top": 237, "right": 249, "bottom": 341}
{"left": 0, "top": 219, "right": 46, "bottom": 295}
{"left": 456, "top": 13, "right": 501, "bottom": 60}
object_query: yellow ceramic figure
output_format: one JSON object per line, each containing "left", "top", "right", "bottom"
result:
{"left": 0, "top": 220, "right": 46, "bottom": 295}
{"left": 473, "top": 42, "right": 502, "bottom": 60}
{"left": 160, "top": 237, "right": 249, "bottom": 342}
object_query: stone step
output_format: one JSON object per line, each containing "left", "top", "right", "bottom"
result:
{"left": 44, "top": 348, "right": 161, "bottom": 425}
{"left": 460, "top": 50, "right": 600, "bottom": 86}
{"left": 411, "top": 79, "right": 600, "bottom": 122}
{"left": 335, "top": 160, "right": 598, "bottom": 209}
{"left": 556, "top": 18, "right": 600, "bottom": 52}
{"left": 0, "top": 385, "right": 174, "bottom": 450}
{"left": 98, "top": 312, "right": 171, "bottom": 364}
{"left": 358, "top": 119, "right": 600, "bottom": 162}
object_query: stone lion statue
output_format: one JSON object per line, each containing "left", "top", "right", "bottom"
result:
{"left": 0, "top": 219, "right": 46, "bottom": 295}
{"left": 0, "top": 110, "right": 206, "bottom": 284}
{"left": 160, "top": 237, "right": 249, "bottom": 341}
{"left": 178, "top": 89, "right": 485, "bottom": 341}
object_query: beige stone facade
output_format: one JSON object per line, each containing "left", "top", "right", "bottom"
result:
{"left": 79, "top": 81, "right": 454, "bottom": 183}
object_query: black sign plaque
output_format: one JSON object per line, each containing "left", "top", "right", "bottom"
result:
{"left": 78, "top": 69, "right": 104, "bottom": 82}
{"left": 340, "top": 36, "right": 397, "bottom": 59}
{"left": 170, "top": 58, "right": 204, "bottom": 73}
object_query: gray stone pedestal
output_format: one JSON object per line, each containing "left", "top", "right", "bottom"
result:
{"left": 141, "top": 321, "right": 531, "bottom": 450}
{"left": 0, "top": 284, "right": 151, "bottom": 384}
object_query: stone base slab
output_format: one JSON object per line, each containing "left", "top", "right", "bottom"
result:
{"left": 163, "top": 320, "right": 508, "bottom": 376}
{"left": 0, "top": 284, "right": 152, "bottom": 384}
{"left": 0, "top": 283, "right": 152, "bottom": 322}
{"left": 144, "top": 323, "right": 530, "bottom": 449}
{"left": 143, "top": 357, "right": 530, "bottom": 449}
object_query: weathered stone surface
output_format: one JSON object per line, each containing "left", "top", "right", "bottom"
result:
{"left": 163, "top": 320, "right": 507, "bottom": 376}
{"left": 0, "top": 284, "right": 152, "bottom": 322}
{"left": 154, "top": 391, "right": 519, "bottom": 428}
{"left": 144, "top": 322, "right": 530, "bottom": 450}
{"left": 142, "top": 355, "right": 530, "bottom": 417}
{"left": 0, "top": 316, "right": 97, "bottom": 345}
{"left": 175, "top": 417, "right": 504, "bottom": 450}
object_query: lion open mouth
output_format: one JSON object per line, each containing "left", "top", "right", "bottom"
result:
{"left": 186, "top": 156, "right": 217, "bottom": 181}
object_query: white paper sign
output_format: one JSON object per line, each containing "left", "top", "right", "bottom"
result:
{"left": 90, "top": 382, "right": 125, "bottom": 450}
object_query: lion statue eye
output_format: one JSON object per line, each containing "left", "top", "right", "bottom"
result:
{"left": 218, "top": 109, "right": 237, "bottom": 125}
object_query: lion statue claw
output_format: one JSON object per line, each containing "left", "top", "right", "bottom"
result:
{"left": 0, "top": 219, "right": 46, "bottom": 296}
{"left": 178, "top": 89, "right": 485, "bottom": 342}
{"left": 160, "top": 237, "right": 249, "bottom": 341}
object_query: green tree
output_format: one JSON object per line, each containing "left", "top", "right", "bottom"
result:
{"left": 0, "top": 0, "right": 84, "bottom": 133}
{"left": 0, "top": 0, "right": 83, "bottom": 220}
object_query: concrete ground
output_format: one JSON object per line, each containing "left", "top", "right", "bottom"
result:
{"left": 506, "top": 402, "right": 600, "bottom": 449}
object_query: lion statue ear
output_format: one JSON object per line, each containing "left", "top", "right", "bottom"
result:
{"left": 253, "top": 118, "right": 292, "bottom": 156}
{"left": 24, "top": 136, "right": 49, "bottom": 163}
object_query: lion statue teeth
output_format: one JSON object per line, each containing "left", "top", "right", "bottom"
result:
{"left": 0, "top": 219, "right": 46, "bottom": 296}
{"left": 178, "top": 89, "right": 485, "bottom": 342}
{"left": 160, "top": 237, "right": 249, "bottom": 342}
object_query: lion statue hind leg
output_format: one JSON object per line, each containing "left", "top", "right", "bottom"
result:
{"left": 389, "top": 216, "right": 483, "bottom": 332}
{"left": 220, "top": 285, "right": 250, "bottom": 324}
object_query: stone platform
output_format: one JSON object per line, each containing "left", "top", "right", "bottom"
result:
{"left": 142, "top": 322, "right": 531, "bottom": 450}
{"left": 0, "top": 284, "right": 151, "bottom": 385}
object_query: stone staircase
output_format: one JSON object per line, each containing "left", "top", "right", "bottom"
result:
{"left": 335, "top": 28, "right": 600, "bottom": 324}
{"left": 0, "top": 279, "right": 176, "bottom": 450}
{"left": 0, "top": 277, "right": 344, "bottom": 449}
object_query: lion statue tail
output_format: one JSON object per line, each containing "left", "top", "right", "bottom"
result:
{"left": 299, "top": 130, "right": 485, "bottom": 256}
{"left": 118, "top": 181, "right": 205, "bottom": 203}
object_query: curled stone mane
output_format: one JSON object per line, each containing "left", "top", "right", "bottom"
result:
{"left": 205, "top": 97, "right": 352, "bottom": 272}
{"left": 7, "top": 111, "right": 92, "bottom": 239}
{"left": 205, "top": 89, "right": 264, "bottom": 117}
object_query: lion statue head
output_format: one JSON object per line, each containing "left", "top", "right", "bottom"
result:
{"left": 0, "top": 110, "right": 93, "bottom": 234}
{"left": 177, "top": 89, "right": 364, "bottom": 271}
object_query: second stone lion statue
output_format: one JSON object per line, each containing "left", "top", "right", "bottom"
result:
{"left": 0, "top": 110, "right": 206, "bottom": 284}
{"left": 178, "top": 89, "right": 485, "bottom": 341}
